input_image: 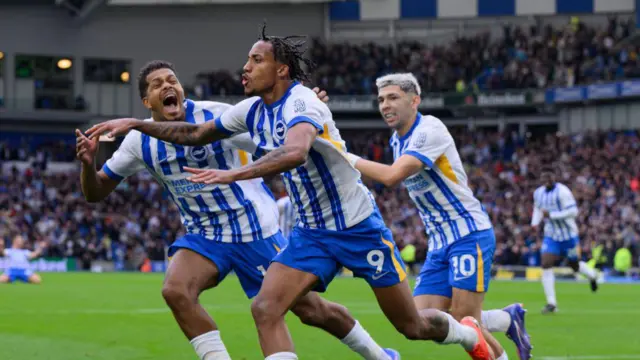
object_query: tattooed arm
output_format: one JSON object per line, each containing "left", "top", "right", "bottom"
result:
{"left": 85, "top": 118, "right": 227, "bottom": 146}
{"left": 184, "top": 123, "right": 317, "bottom": 184}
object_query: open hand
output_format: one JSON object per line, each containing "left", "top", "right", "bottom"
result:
{"left": 85, "top": 118, "right": 139, "bottom": 141}
{"left": 76, "top": 129, "right": 99, "bottom": 166}
{"left": 184, "top": 167, "right": 238, "bottom": 185}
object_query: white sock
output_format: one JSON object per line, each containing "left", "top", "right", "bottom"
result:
{"left": 578, "top": 261, "right": 597, "bottom": 280}
{"left": 265, "top": 352, "right": 298, "bottom": 360}
{"left": 481, "top": 309, "right": 512, "bottom": 333}
{"left": 496, "top": 351, "right": 509, "bottom": 360}
{"left": 542, "top": 269, "right": 557, "bottom": 306}
{"left": 341, "top": 320, "right": 391, "bottom": 360}
{"left": 190, "top": 330, "right": 231, "bottom": 360}
{"left": 440, "top": 312, "right": 478, "bottom": 352}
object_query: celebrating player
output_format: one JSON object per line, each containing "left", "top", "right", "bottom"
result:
{"left": 344, "top": 73, "right": 532, "bottom": 360}
{"left": 79, "top": 60, "right": 396, "bottom": 360}
{"left": 532, "top": 167, "right": 599, "bottom": 314}
{"left": 86, "top": 25, "right": 497, "bottom": 360}
{"left": 0, "top": 235, "right": 45, "bottom": 284}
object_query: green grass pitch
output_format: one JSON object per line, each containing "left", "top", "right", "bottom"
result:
{"left": 1, "top": 273, "right": 639, "bottom": 359}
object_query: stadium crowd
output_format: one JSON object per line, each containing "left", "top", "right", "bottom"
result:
{"left": 1, "top": 128, "right": 638, "bottom": 272}
{"left": 188, "top": 17, "right": 638, "bottom": 98}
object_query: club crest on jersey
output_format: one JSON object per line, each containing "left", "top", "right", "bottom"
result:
{"left": 273, "top": 120, "right": 287, "bottom": 142}
{"left": 293, "top": 99, "right": 306, "bottom": 113}
{"left": 412, "top": 131, "right": 428, "bottom": 148}
{"left": 189, "top": 146, "right": 209, "bottom": 162}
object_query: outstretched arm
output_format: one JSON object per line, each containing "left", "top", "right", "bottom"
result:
{"left": 349, "top": 154, "right": 424, "bottom": 187}
{"left": 85, "top": 118, "right": 226, "bottom": 146}
{"left": 184, "top": 123, "right": 317, "bottom": 184}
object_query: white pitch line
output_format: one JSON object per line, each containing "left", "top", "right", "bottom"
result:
{"left": 539, "top": 356, "right": 640, "bottom": 360}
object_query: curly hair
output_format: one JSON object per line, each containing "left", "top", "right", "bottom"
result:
{"left": 258, "top": 21, "right": 316, "bottom": 83}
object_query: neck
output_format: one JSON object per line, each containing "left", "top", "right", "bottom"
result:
{"left": 151, "top": 112, "right": 185, "bottom": 122}
{"left": 262, "top": 80, "right": 293, "bottom": 105}
{"left": 396, "top": 111, "right": 419, "bottom": 137}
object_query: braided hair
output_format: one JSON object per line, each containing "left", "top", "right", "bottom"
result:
{"left": 259, "top": 21, "right": 315, "bottom": 83}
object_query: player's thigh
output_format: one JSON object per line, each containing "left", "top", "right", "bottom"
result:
{"left": 165, "top": 236, "right": 231, "bottom": 295}
{"left": 450, "top": 287, "right": 485, "bottom": 321}
{"left": 371, "top": 279, "right": 422, "bottom": 329}
{"left": 230, "top": 232, "right": 285, "bottom": 299}
{"left": 541, "top": 237, "right": 561, "bottom": 268}
{"left": 252, "top": 262, "right": 321, "bottom": 318}
{"left": 447, "top": 229, "right": 495, "bottom": 315}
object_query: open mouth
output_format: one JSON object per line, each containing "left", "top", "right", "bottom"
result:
{"left": 162, "top": 92, "right": 179, "bottom": 115}
{"left": 241, "top": 75, "right": 249, "bottom": 86}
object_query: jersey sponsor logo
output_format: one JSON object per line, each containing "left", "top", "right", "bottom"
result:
{"left": 411, "top": 131, "right": 428, "bottom": 148}
{"left": 404, "top": 173, "right": 430, "bottom": 192}
{"left": 168, "top": 178, "right": 207, "bottom": 194}
{"left": 189, "top": 146, "right": 209, "bottom": 162}
{"left": 273, "top": 120, "right": 287, "bottom": 142}
{"left": 293, "top": 99, "right": 306, "bottom": 113}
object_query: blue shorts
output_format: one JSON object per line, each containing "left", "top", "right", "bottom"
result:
{"left": 168, "top": 232, "right": 287, "bottom": 298}
{"left": 273, "top": 211, "right": 406, "bottom": 292}
{"left": 414, "top": 229, "right": 495, "bottom": 298}
{"left": 3, "top": 268, "right": 33, "bottom": 283}
{"left": 542, "top": 237, "right": 579, "bottom": 259}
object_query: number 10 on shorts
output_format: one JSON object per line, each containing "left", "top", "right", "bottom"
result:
{"left": 452, "top": 254, "right": 476, "bottom": 280}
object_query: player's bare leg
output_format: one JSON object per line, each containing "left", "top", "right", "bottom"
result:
{"left": 292, "top": 291, "right": 396, "bottom": 359}
{"left": 0, "top": 274, "right": 9, "bottom": 283}
{"left": 416, "top": 294, "right": 531, "bottom": 360}
{"left": 540, "top": 252, "right": 560, "bottom": 313}
{"left": 372, "top": 280, "right": 494, "bottom": 360}
{"left": 451, "top": 288, "right": 505, "bottom": 359}
{"left": 162, "top": 248, "right": 230, "bottom": 359}
{"left": 27, "top": 273, "right": 42, "bottom": 284}
{"left": 251, "top": 262, "right": 320, "bottom": 358}
{"left": 567, "top": 245, "right": 599, "bottom": 293}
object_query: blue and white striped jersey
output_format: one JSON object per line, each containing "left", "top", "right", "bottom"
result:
{"left": 276, "top": 196, "right": 295, "bottom": 239}
{"left": 390, "top": 113, "right": 492, "bottom": 251}
{"left": 102, "top": 100, "right": 279, "bottom": 243}
{"left": 531, "top": 183, "right": 579, "bottom": 242}
{"left": 215, "top": 82, "right": 374, "bottom": 231}
{"left": 3, "top": 249, "right": 32, "bottom": 270}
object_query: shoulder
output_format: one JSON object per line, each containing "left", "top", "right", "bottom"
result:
{"left": 285, "top": 84, "right": 327, "bottom": 113}
{"left": 419, "top": 115, "right": 448, "bottom": 133}
{"left": 191, "top": 100, "right": 233, "bottom": 117}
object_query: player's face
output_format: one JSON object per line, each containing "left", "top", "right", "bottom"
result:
{"left": 541, "top": 172, "right": 555, "bottom": 189}
{"left": 242, "top": 41, "right": 281, "bottom": 97}
{"left": 13, "top": 236, "right": 24, "bottom": 248}
{"left": 377, "top": 85, "right": 419, "bottom": 130}
{"left": 143, "top": 68, "right": 185, "bottom": 121}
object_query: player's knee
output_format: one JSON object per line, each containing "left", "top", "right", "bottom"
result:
{"left": 567, "top": 259, "right": 579, "bottom": 272}
{"left": 251, "top": 295, "right": 281, "bottom": 325}
{"left": 29, "top": 276, "right": 42, "bottom": 284}
{"left": 161, "top": 283, "right": 193, "bottom": 309}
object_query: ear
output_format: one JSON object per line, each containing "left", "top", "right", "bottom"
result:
{"left": 411, "top": 94, "right": 421, "bottom": 108}
{"left": 142, "top": 96, "right": 152, "bottom": 110}
{"left": 277, "top": 64, "right": 290, "bottom": 79}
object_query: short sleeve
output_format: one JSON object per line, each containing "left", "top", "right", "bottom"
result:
{"left": 403, "top": 126, "right": 451, "bottom": 169}
{"left": 221, "top": 133, "right": 258, "bottom": 155}
{"left": 214, "top": 97, "right": 256, "bottom": 136}
{"left": 282, "top": 92, "right": 326, "bottom": 134}
{"left": 101, "top": 132, "right": 146, "bottom": 181}
{"left": 560, "top": 186, "right": 577, "bottom": 209}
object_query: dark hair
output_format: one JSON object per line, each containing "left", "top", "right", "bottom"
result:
{"left": 137, "top": 60, "right": 177, "bottom": 99}
{"left": 259, "top": 21, "right": 315, "bottom": 83}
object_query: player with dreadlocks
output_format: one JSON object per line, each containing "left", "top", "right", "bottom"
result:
{"left": 87, "top": 23, "right": 495, "bottom": 360}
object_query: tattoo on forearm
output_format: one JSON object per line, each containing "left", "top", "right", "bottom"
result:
{"left": 138, "top": 122, "right": 204, "bottom": 145}
{"left": 241, "top": 147, "right": 301, "bottom": 180}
